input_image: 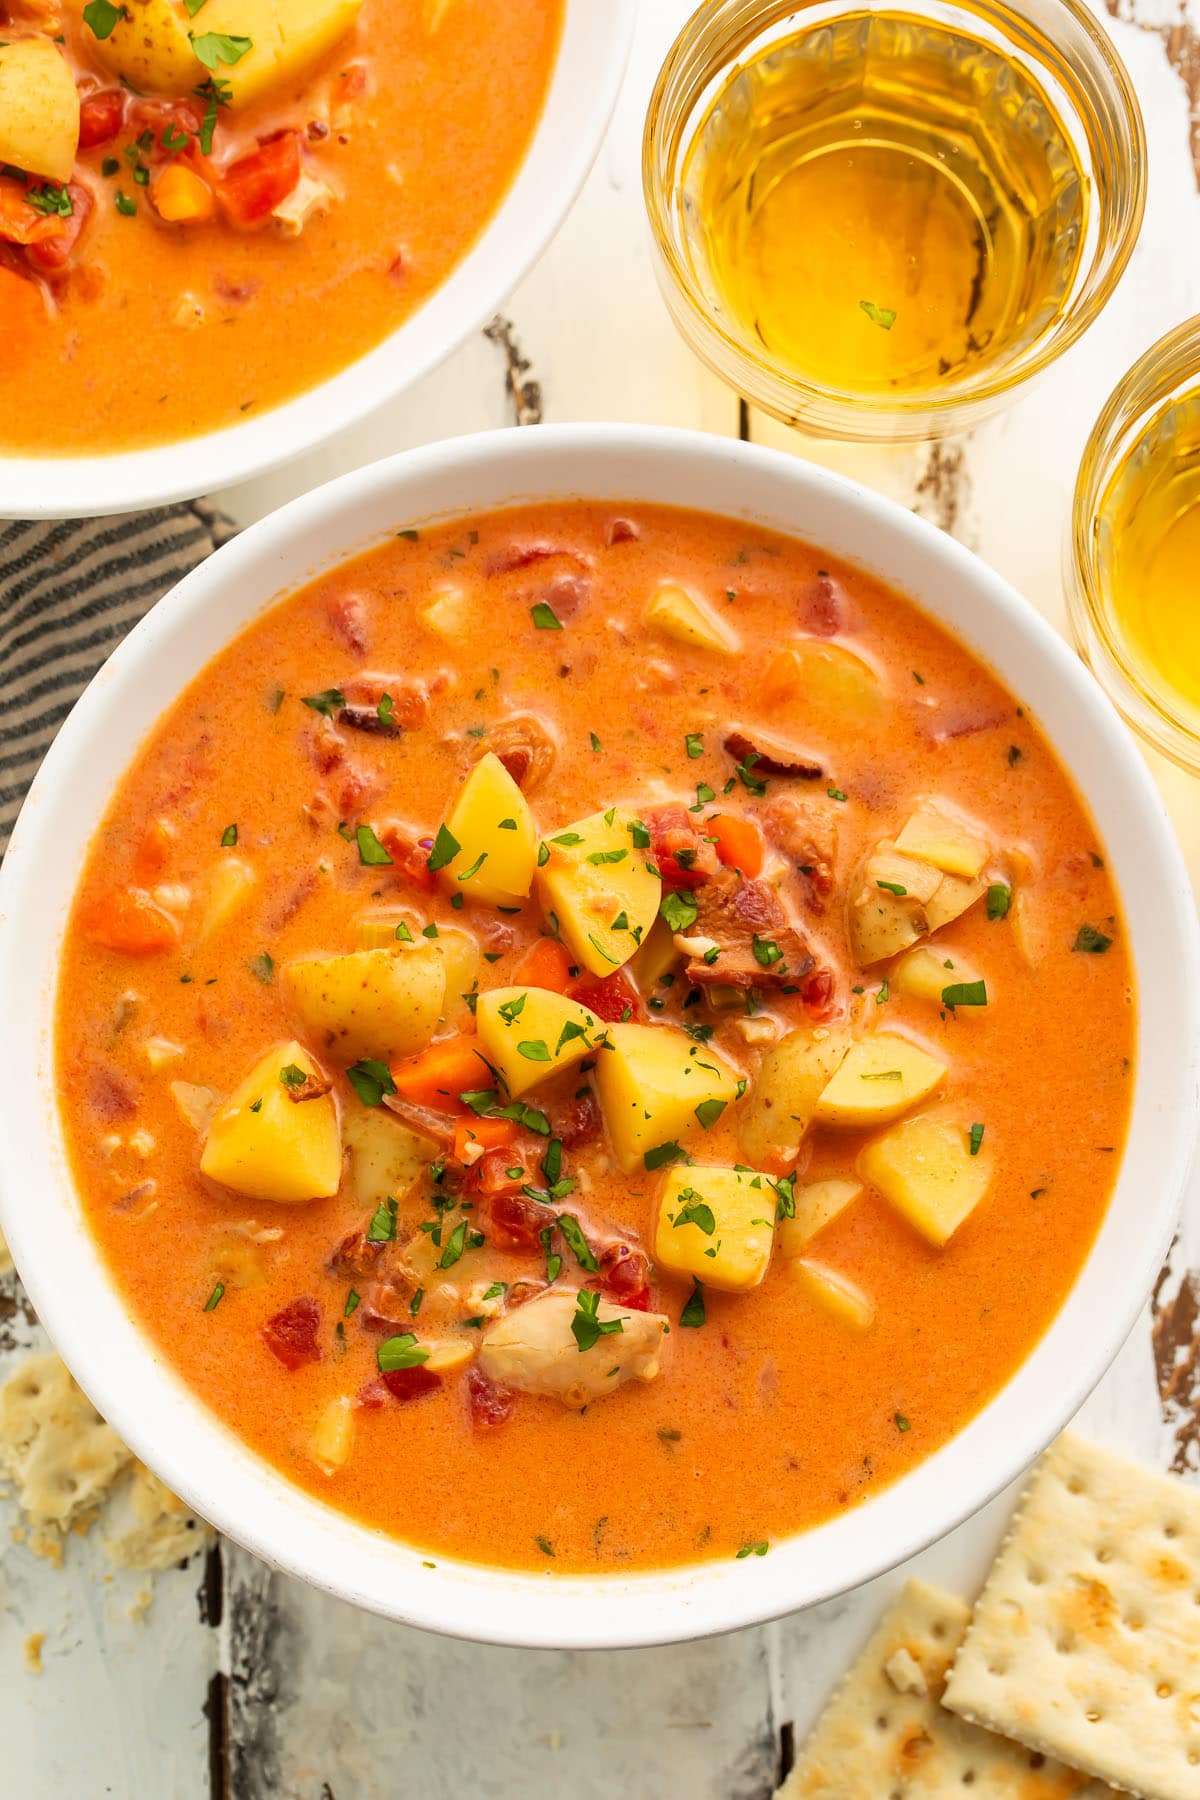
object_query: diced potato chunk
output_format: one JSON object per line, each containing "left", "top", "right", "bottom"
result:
{"left": 197, "top": 855, "right": 257, "bottom": 945}
{"left": 654, "top": 1165, "right": 776, "bottom": 1292}
{"left": 777, "top": 1178, "right": 863, "bottom": 1256}
{"left": 0, "top": 38, "right": 80, "bottom": 181}
{"left": 895, "top": 802, "right": 989, "bottom": 881}
{"left": 534, "top": 807, "right": 660, "bottom": 977}
{"left": 815, "top": 1033, "right": 947, "bottom": 1128}
{"left": 88, "top": 0, "right": 361, "bottom": 107}
{"left": 849, "top": 884, "right": 927, "bottom": 966}
{"left": 170, "top": 1080, "right": 222, "bottom": 1132}
{"left": 209, "top": 1232, "right": 270, "bottom": 1292}
{"left": 764, "top": 640, "right": 883, "bottom": 714}
{"left": 423, "top": 1339, "right": 475, "bottom": 1375}
{"left": 308, "top": 1395, "right": 355, "bottom": 1475}
{"left": 737, "top": 1026, "right": 850, "bottom": 1167}
{"left": 644, "top": 583, "right": 740, "bottom": 654}
{"left": 283, "top": 944, "right": 444, "bottom": 1062}
{"left": 144, "top": 1036, "right": 185, "bottom": 1073}
{"left": 200, "top": 1041, "right": 340, "bottom": 1203}
{"left": 790, "top": 1259, "right": 875, "bottom": 1330}
{"left": 479, "top": 1290, "right": 667, "bottom": 1407}
{"left": 355, "top": 908, "right": 419, "bottom": 950}
{"left": 341, "top": 1107, "right": 439, "bottom": 1205}
{"left": 593, "top": 1022, "right": 739, "bottom": 1174}
{"left": 893, "top": 946, "right": 982, "bottom": 1008}
{"left": 631, "top": 913, "right": 680, "bottom": 995}
{"left": 925, "top": 874, "right": 986, "bottom": 933}
{"left": 419, "top": 585, "right": 469, "bottom": 641}
{"left": 440, "top": 752, "right": 536, "bottom": 906}
{"left": 476, "top": 985, "right": 605, "bottom": 1099}
{"left": 859, "top": 1112, "right": 992, "bottom": 1245}
{"left": 865, "top": 844, "right": 943, "bottom": 906}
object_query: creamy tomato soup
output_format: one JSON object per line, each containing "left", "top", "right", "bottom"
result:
{"left": 56, "top": 502, "right": 1134, "bottom": 1573}
{"left": 0, "top": 0, "right": 561, "bottom": 453}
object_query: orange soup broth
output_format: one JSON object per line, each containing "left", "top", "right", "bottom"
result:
{"left": 56, "top": 501, "right": 1134, "bottom": 1571}
{"left": 3, "top": 0, "right": 561, "bottom": 453}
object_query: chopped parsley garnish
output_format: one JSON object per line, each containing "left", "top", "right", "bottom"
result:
{"left": 644, "top": 1141, "right": 684, "bottom": 1171}
{"left": 377, "top": 693, "right": 395, "bottom": 727}
{"left": 421, "top": 922, "right": 440, "bottom": 938}
{"left": 220, "top": 822, "right": 238, "bottom": 847}
{"left": 498, "top": 993, "right": 526, "bottom": 1025}
{"left": 344, "top": 1289, "right": 361, "bottom": 1318}
{"left": 426, "top": 824, "right": 460, "bottom": 873}
{"left": 377, "top": 1332, "right": 429, "bottom": 1372}
{"left": 968, "top": 1122, "right": 985, "bottom": 1157}
{"left": 894, "top": 1411, "right": 911, "bottom": 1431}
{"left": 660, "top": 890, "right": 698, "bottom": 933}
{"left": 987, "top": 882, "right": 1012, "bottom": 920}
{"left": 1073, "top": 923, "right": 1112, "bottom": 954}
{"left": 203, "top": 1282, "right": 224, "bottom": 1312}
{"left": 859, "top": 299, "right": 897, "bottom": 329}
{"left": 735, "top": 1540, "right": 769, "bottom": 1558}
{"left": 301, "top": 687, "right": 345, "bottom": 716}
{"left": 827, "top": 786, "right": 847, "bottom": 803}
{"left": 82, "top": 0, "right": 124, "bottom": 38}
{"left": 457, "top": 850, "right": 488, "bottom": 881}
{"left": 550, "top": 831, "right": 583, "bottom": 846}
{"left": 535, "top": 1535, "right": 555, "bottom": 1557}
{"left": 673, "top": 1193, "right": 716, "bottom": 1235}
{"left": 694, "top": 1098, "right": 726, "bottom": 1130}
{"left": 752, "top": 935, "right": 783, "bottom": 968}
{"left": 876, "top": 879, "right": 906, "bottom": 897}
{"left": 629, "top": 819, "right": 651, "bottom": 848}
{"left": 540, "top": 1225, "right": 562, "bottom": 1284}
{"left": 189, "top": 29, "right": 253, "bottom": 69}
{"left": 439, "top": 1219, "right": 469, "bottom": 1268}
{"left": 571, "top": 1287, "right": 624, "bottom": 1353}
{"left": 347, "top": 1058, "right": 396, "bottom": 1107}
{"left": 734, "top": 753, "right": 766, "bottom": 797}
{"left": 356, "top": 823, "right": 393, "bottom": 866}
{"left": 394, "top": 920, "right": 414, "bottom": 943}
{"left": 941, "top": 979, "right": 987, "bottom": 1008}
{"left": 25, "top": 183, "right": 73, "bottom": 217}
{"left": 278, "top": 1062, "right": 307, "bottom": 1089}
{"left": 530, "top": 602, "right": 562, "bottom": 630}
{"left": 557, "top": 1213, "right": 598, "bottom": 1273}
{"left": 685, "top": 732, "right": 704, "bottom": 759}
{"left": 367, "top": 1196, "right": 398, "bottom": 1243}
{"left": 248, "top": 951, "right": 274, "bottom": 985}
{"left": 497, "top": 817, "right": 517, "bottom": 830}
{"left": 517, "top": 1039, "right": 551, "bottom": 1062}
{"left": 543, "top": 1139, "right": 563, "bottom": 1185}
{"left": 590, "top": 732, "right": 602, "bottom": 752}
{"left": 772, "top": 1173, "right": 796, "bottom": 1221}
{"left": 586, "top": 848, "right": 628, "bottom": 865}
{"left": 679, "top": 1280, "right": 706, "bottom": 1328}
{"left": 115, "top": 190, "right": 136, "bottom": 216}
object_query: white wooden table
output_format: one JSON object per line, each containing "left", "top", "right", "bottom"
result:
{"left": 5, "top": 2, "right": 1200, "bottom": 1792}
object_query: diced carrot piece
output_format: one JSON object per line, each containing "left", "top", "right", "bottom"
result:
{"left": 391, "top": 1033, "right": 490, "bottom": 1110}
{"left": 82, "top": 888, "right": 181, "bottom": 955}
{"left": 217, "top": 132, "right": 301, "bottom": 228}
{"left": 513, "top": 936, "right": 574, "bottom": 993}
{"left": 152, "top": 163, "right": 215, "bottom": 224}
{"left": 762, "top": 649, "right": 804, "bottom": 705}
{"left": 132, "top": 818, "right": 174, "bottom": 884}
{"left": 452, "top": 1115, "right": 517, "bottom": 1162}
{"left": 709, "top": 814, "right": 764, "bottom": 878}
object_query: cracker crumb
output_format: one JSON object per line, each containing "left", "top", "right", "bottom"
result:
{"left": 24, "top": 1632, "right": 44, "bottom": 1674}
{"left": 884, "top": 1645, "right": 928, "bottom": 1695}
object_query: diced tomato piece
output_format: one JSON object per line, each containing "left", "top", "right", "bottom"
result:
{"left": 392, "top": 1034, "right": 488, "bottom": 1111}
{"left": 78, "top": 89, "right": 126, "bottom": 149}
{"left": 486, "top": 1190, "right": 557, "bottom": 1252}
{"left": 378, "top": 823, "right": 436, "bottom": 892}
{"left": 82, "top": 886, "right": 181, "bottom": 955}
{"left": 473, "top": 1147, "right": 536, "bottom": 1196}
{"left": 595, "top": 1243, "right": 651, "bottom": 1312}
{"left": 452, "top": 1114, "right": 517, "bottom": 1164}
{"left": 467, "top": 1364, "right": 515, "bottom": 1430}
{"left": 131, "top": 817, "right": 173, "bottom": 884}
{"left": 645, "top": 804, "right": 719, "bottom": 892}
{"left": 381, "top": 1365, "right": 442, "bottom": 1403}
{"left": 513, "top": 936, "right": 574, "bottom": 993}
{"left": 25, "top": 181, "right": 92, "bottom": 274}
{"left": 708, "top": 814, "right": 764, "bottom": 879}
{"left": 129, "top": 98, "right": 205, "bottom": 143}
{"left": 262, "top": 1297, "right": 322, "bottom": 1371}
{"left": 570, "top": 970, "right": 642, "bottom": 1024}
{"left": 218, "top": 131, "right": 301, "bottom": 228}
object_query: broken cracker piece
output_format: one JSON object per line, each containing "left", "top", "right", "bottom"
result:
{"left": 0, "top": 1353, "right": 131, "bottom": 1533}
{"left": 776, "top": 1579, "right": 1112, "bottom": 1798}
{"left": 105, "top": 1462, "right": 209, "bottom": 1572}
{"left": 944, "top": 1431, "right": 1200, "bottom": 1800}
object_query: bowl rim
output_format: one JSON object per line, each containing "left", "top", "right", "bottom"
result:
{"left": 0, "top": 0, "right": 635, "bottom": 521}
{"left": 1, "top": 422, "right": 1196, "bottom": 1649}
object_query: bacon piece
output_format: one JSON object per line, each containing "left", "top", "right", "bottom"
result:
{"left": 545, "top": 1088, "right": 601, "bottom": 1151}
{"left": 595, "top": 1243, "right": 651, "bottom": 1312}
{"left": 483, "top": 714, "right": 556, "bottom": 792}
{"left": 285, "top": 1071, "right": 333, "bottom": 1104}
{"left": 799, "top": 966, "right": 838, "bottom": 1021}
{"left": 381, "top": 1365, "right": 442, "bottom": 1403}
{"left": 467, "top": 1364, "right": 516, "bottom": 1429}
{"left": 262, "top": 1297, "right": 322, "bottom": 1371}
{"left": 308, "top": 715, "right": 344, "bottom": 773}
{"left": 571, "top": 971, "right": 642, "bottom": 1025}
{"left": 724, "top": 727, "right": 823, "bottom": 781}
{"left": 684, "top": 870, "right": 815, "bottom": 990}
{"left": 381, "top": 1092, "right": 457, "bottom": 1147}
{"left": 484, "top": 542, "right": 589, "bottom": 576}
{"left": 798, "top": 571, "right": 849, "bottom": 636}
{"left": 761, "top": 794, "right": 838, "bottom": 911}
{"left": 645, "top": 803, "right": 720, "bottom": 893}
{"left": 473, "top": 1148, "right": 534, "bottom": 1197}
{"left": 337, "top": 704, "right": 400, "bottom": 739}
{"left": 529, "top": 570, "right": 591, "bottom": 623}
{"left": 343, "top": 675, "right": 431, "bottom": 728}
{"left": 378, "top": 823, "right": 436, "bottom": 893}
{"left": 328, "top": 1229, "right": 401, "bottom": 1283}
{"left": 89, "top": 1064, "right": 138, "bottom": 1124}
{"left": 326, "top": 590, "right": 371, "bottom": 657}
{"left": 485, "top": 1190, "right": 557, "bottom": 1252}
